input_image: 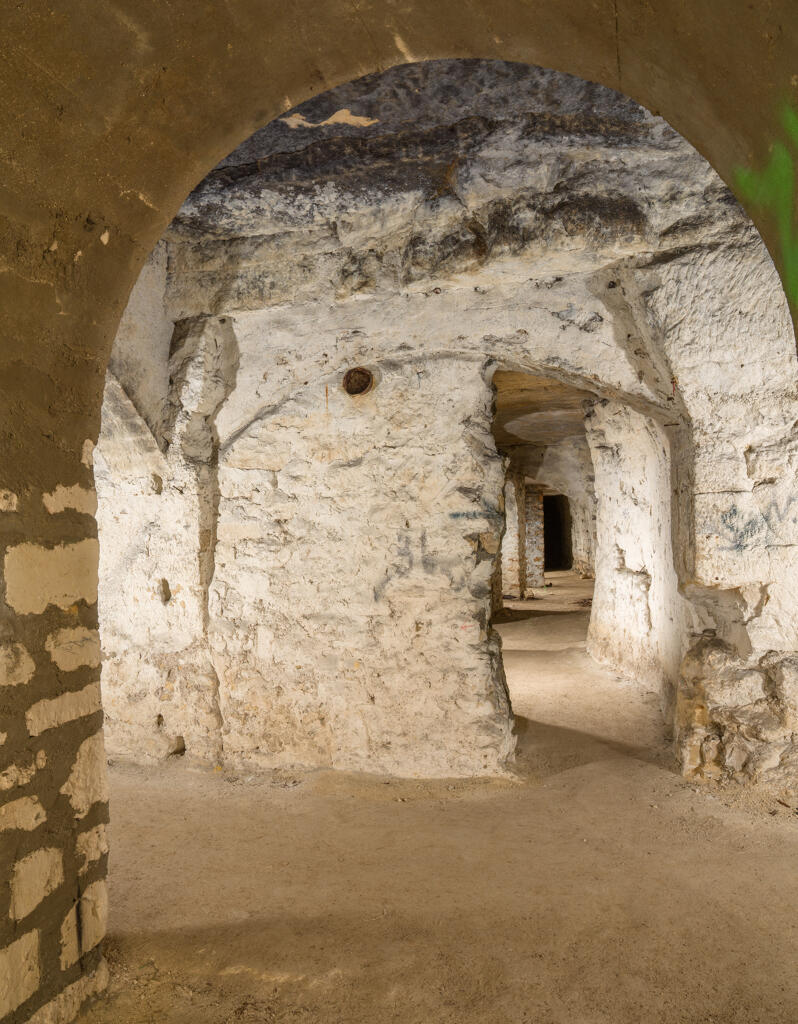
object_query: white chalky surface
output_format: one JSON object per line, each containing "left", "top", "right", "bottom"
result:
{"left": 96, "top": 61, "right": 798, "bottom": 782}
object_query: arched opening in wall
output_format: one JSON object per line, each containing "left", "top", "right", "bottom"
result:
{"left": 83, "top": 56, "right": 798, "bottom": 1024}
{"left": 488, "top": 368, "right": 686, "bottom": 772}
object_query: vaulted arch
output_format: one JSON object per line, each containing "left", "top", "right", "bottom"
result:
{"left": 2, "top": 6, "right": 798, "bottom": 1021}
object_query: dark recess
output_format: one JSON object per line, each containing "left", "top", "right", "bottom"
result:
{"left": 544, "top": 494, "right": 573, "bottom": 570}
{"left": 343, "top": 367, "right": 374, "bottom": 395}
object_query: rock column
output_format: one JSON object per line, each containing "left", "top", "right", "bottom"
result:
{"left": 525, "top": 488, "right": 545, "bottom": 588}
{"left": 501, "top": 470, "right": 526, "bottom": 598}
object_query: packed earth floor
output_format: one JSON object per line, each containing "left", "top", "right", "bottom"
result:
{"left": 77, "top": 574, "right": 798, "bottom": 1024}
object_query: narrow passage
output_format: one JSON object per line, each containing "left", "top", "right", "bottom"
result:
{"left": 494, "top": 570, "right": 670, "bottom": 773}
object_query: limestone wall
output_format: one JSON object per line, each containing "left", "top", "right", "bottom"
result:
{"left": 524, "top": 489, "right": 545, "bottom": 588}
{"left": 95, "top": 60, "right": 798, "bottom": 785}
{"left": 97, "top": 252, "right": 663, "bottom": 776}
{"left": 96, "top": 264, "right": 669, "bottom": 775}
{"left": 586, "top": 402, "right": 693, "bottom": 711}
{"left": 210, "top": 356, "right": 511, "bottom": 775}
{"left": 95, "top": 334, "right": 231, "bottom": 767}
{"left": 636, "top": 240, "right": 798, "bottom": 778}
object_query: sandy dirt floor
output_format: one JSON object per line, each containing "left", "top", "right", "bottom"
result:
{"left": 77, "top": 572, "right": 798, "bottom": 1023}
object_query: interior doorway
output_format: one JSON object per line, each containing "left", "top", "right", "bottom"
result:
{"left": 70, "top": 53, "right": 795, "bottom": 1024}
{"left": 490, "top": 368, "right": 675, "bottom": 773}
{"left": 543, "top": 494, "right": 573, "bottom": 571}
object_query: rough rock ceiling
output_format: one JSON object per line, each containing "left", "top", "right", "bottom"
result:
{"left": 492, "top": 371, "right": 593, "bottom": 449}
{"left": 165, "top": 62, "right": 746, "bottom": 335}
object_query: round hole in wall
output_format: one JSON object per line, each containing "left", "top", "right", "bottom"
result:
{"left": 159, "top": 578, "right": 172, "bottom": 604}
{"left": 342, "top": 366, "right": 374, "bottom": 396}
{"left": 168, "top": 735, "right": 186, "bottom": 757}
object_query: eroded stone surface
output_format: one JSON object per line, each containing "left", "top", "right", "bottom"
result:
{"left": 45, "top": 627, "right": 102, "bottom": 672}
{"left": 78, "top": 881, "right": 109, "bottom": 955}
{"left": 59, "top": 907, "right": 79, "bottom": 970}
{"left": 524, "top": 490, "right": 545, "bottom": 589}
{"left": 0, "top": 751, "right": 46, "bottom": 791}
{"left": 0, "top": 488, "right": 18, "bottom": 512}
{"left": 502, "top": 472, "right": 526, "bottom": 599}
{"left": 586, "top": 401, "right": 692, "bottom": 709}
{"left": 1, "top": 641, "right": 36, "bottom": 687}
{"left": 95, "top": 61, "right": 798, "bottom": 781}
{"left": 75, "top": 824, "right": 109, "bottom": 875}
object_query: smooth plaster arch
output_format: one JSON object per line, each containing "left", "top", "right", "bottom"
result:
{"left": 2, "top": 6, "right": 798, "bottom": 1021}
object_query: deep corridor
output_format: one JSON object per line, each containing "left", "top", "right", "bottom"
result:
{"left": 75, "top": 573, "right": 798, "bottom": 1024}
{"left": 4, "top": 9, "right": 798, "bottom": 1023}
{"left": 496, "top": 571, "right": 666, "bottom": 767}
{"left": 543, "top": 497, "right": 573, "bottom": 571}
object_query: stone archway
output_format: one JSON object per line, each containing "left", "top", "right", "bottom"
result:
{"left": 2, "top": 6, "right": 798, "bottom": 1020}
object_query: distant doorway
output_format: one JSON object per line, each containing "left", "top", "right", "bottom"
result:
{"left": 543, "top": 494, "right": 573, "bottom": 571}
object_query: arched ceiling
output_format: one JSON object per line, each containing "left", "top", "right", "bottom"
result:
{"left": 492, "top": 372, "right": 592, "bottom": 450}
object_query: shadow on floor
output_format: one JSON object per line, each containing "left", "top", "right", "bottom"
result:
{"left": 492, "top": 607, "right": 541, "bottom": 623}
{"left": 513, "top": 715, "right": 677, "bottom": 776}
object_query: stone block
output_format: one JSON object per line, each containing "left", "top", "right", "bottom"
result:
{"left": 27, "top": 682, "right": 102, "bottom": 736}
{"left": 0, "top": 757, "right": 38, "bottom": 791}
{"left": 57, "top": 882, "right": 108, "bottom": 970}
{"left": 60, "top": 731, "right": 109, "bottom": 818}
{"left": 0, "top": 796, "right": 47, "bottom": 832}
{"left": 0, "top": 641, "right": 36, "bottom": 687}
{"left": 76, "top": 824, "right": 109, "bottom": 874}
{"left": 43, "top": 484, "right": 98, "bottom": 515}
{"left": 60, "top": 906, "right": 79, "bottom": 969}
{"left": 45, "top": 627, "right": 102, "bottom": 671}
{"left": 79, "top": 880, "right": 109, "bottom": 953}
{"left": 10, "top": 847, "right": 64, "bottom": 920}
{"left": 4, "top": 538, "right": 99, "bottom": 615}
{"left": 0, "top": 930, "right": 40, "bottom": 1017}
